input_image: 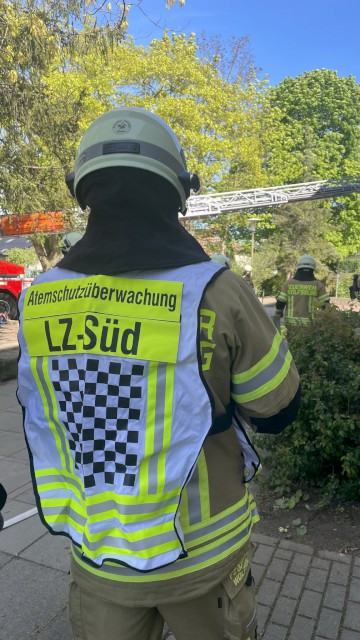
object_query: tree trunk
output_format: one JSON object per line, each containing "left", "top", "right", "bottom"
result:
{"left": 31, "top": 234, "right": 63, "bottom": 272}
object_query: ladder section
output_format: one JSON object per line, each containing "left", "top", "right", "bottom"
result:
{"left": 186, "top": 179, "right": 360, "bottom": 218}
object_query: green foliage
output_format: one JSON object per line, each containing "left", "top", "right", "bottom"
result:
{"left": 261, "top": 307, "right": 360, "bottom": 501}
{"left": 254, "top": 200, "right": 338, "bottom": 292}
{"left": 4, "top": 248, "right": 38, "bottom": 269}
{"left": 267, "top": 70, "right": 360, "bottom": 259}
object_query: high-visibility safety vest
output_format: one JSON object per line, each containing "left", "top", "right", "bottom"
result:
{"left": 18, "top": 262, "right": 225, "bottom": 571}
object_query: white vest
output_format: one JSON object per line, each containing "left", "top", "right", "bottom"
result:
{"left": 18, "top": 262, "right": 222, "bottom": 571}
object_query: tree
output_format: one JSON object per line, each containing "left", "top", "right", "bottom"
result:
{"left": 0, "top": 1, "right": 186, "bottom": 267}
{"left": 266, "top": 70, "right": 360, "bottom": 259}
{"left": 1, "top": 28, "right": 272, "bottom": 267}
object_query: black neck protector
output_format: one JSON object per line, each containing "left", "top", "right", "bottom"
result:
{"left": 58, "top": 168, "right": 210, "bottom": 275}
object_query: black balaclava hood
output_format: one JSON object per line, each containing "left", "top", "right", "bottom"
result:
{"left": 294, "top": 268, "right": 316, "bottom": 281}
{"left": 58, "top": 167, "right": 210, "bottom": 275}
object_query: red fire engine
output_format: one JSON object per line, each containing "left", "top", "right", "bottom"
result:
{"left": 0, "top": 260, "right": 32, "bottom": 319}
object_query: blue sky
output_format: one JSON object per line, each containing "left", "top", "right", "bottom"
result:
{"left": 126, "top": 0, "right": 360, "bottom": 86}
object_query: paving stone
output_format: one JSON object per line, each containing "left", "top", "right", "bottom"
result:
{"left": 0, "top": 550, "right": 12, "bottom": 569}
{"left": 297, "top": 589, "right": 322, "bottom": 619}
{"left": 306, "top": 567, "right": 329, "bottom": 592}
{"left": 32, "top": 608, "right": 72, "bottom": 640}
{"left": 0, "top": 410, "right": 23, "bottom": 432}
{"left": 279, "top": 540, "right": 313, "bottom": 555}
{"left": 12, "top": 447, "right": 31, "bottom": 460}
{"left": 263, "top": 623, "right": 287, "bottom": 640}
{"left": 274, "top": 548, "right": 293, "bottom": 560}
{"left": 9, "top": 486, "right": 36, "bottom": 505}
{"left": 344, "top": 602, "right": 360, "bottom": 632}
{"left": 270, "top": 596, "right": 297, "bottom": 626}
{"left": 253, "top": 544, "right": 275, "bottom": 566}
{"left": 355, "top": 557, "right": 360, "bottom": 566}
{"left": 349, "top": 577, "right": 360, "bottom": 602}
{"left": 329, "top": 561, "right": 351, "bottom": 585}
{"left": 290, "top": 552, "right": 312, "bottom": 575}
{"left": 257, "top": 579, "right": 281, "bottom": 606}
{"left": 281, "top": 572, "right": 305, "bottom": 599}
{"left": 316, "top": 607, "right": 342, "bottom": 639}
{"left": 0, "top": 456, "right": 31, "bottom": 493}
{"left": 252, "top": 562, "right": 266, "bottom": 585}
{"left": 318, "top": 550, "right": 352, "bottom": 564}
{"left": 289, "top": 615, "right": 315, "bottom": 640}
{"left": 324, "top": 582, "right": 346, "bottom": 610}
{"left": 341, "top": 630, "right": 360, "bottom": 640}
{"left": 1, "top": 497, "right": 36, "bottom": 521}
{"left": 20, "top": 530, "right": 71, "bottom": 573}
{"left": 0, "top": 556, "right": 69, "bottom": 640}
{"left": 0, "top": 513, "right": 46, "bottom": 554}
{"left": 353, "top": 565, "right": 360, "bottom": 578}
{"left": 256, "top": 603, "right": 270, "bottom": 632}
{"left": 266, "top": 558, "right": 289, "bottom": 582}
{"left": 312, "top": 557, "right": 331, "bottom": 571}
{"left": 251, "top": 533, "right": 278, "bottom": 547}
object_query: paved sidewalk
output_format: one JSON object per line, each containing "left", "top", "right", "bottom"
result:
{"left": 1, "top": 378, "right": 359, "bottom": 640}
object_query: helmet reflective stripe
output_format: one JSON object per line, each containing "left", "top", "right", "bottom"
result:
{"left": 75, "top": 140, "right": 186, "bottom": 179}
{"left": 73, "top": 108, "right": 188, "bottom": 212}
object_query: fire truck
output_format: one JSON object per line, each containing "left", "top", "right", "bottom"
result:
{"left": 0, "top": 260, "right": 32, "bottom": 319}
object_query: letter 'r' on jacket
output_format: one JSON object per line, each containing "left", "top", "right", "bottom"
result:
{"left": 17, "top": 262, "right": 228, "bottom": 571}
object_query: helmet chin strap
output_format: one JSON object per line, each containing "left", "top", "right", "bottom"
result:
{"left": 178, "top": 172, "right": 200, "bottom": 215}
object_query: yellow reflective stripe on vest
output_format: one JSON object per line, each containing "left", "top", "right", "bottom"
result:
{"left": 159, "top": 364, "right": 175, "bottom": 493}
{"left": 231, "top": 333, "right": 292, "bottom": 402}
{"left": 71, "top": 491, "right": 259, "bottom": 582}
{"left": 179, "top": 486, "right": 190, "bottom": 529}
{"left": 184, "top": 450, "right": 210, "bottom": 526}
{"left": 197, "top": 450, "right": 210, "bottom": 521}
{"left": 140, "top": 361, "right": 158, "bottom": 494}
{"left": 31, "top": 358, "right": 74, "bottom": 476}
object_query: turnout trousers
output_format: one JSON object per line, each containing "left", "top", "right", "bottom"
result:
{"left": 69, "top": 552, "right": 258, "bottom": 640}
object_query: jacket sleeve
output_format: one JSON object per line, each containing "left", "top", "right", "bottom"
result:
{"left": 229, "top": 277, "right": 300, "bottom": 433}
{"left": 317, "top": 282, "right": 330, "bottom": 305}
{"left": 275, "top": 281, "right": 288, "bottom": 314}
{"left": 200, "top": 271, "right": 300, "bottom": 434}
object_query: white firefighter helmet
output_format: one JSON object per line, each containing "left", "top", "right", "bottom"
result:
{"left": 60, "top": 231, "right": 83, "bottom": 254}
{"left": 244, "top": 264, "right": 252, "bottom": 272}
{"left": 211, "top": 254, "right": 231, "bottom": 269}
{"left": 297, "top": 255, "right": 316, "bottom": 270}
{"left": 68, "top": 107, "right": 199, "bottom": 214}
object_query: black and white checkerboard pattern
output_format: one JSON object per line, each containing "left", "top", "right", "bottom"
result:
{"left": 50, "top": 357, "right": 144, "bottom": 489}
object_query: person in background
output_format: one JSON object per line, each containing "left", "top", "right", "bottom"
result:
{"left": 17, "top": 107, "right": 300, "bottom": 640}
{"left": 275, "top": 255, "right": 330, "bottom": 327}
{"left": 349, "top": 274, "right": 360, "bottom": 301}
{"left": 242, "top": 265, "right": 254, "bottom": 290}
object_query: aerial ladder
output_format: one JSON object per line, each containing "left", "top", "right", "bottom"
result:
{"left": 185, "top": 178, "right": 360, "bottom": 218}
